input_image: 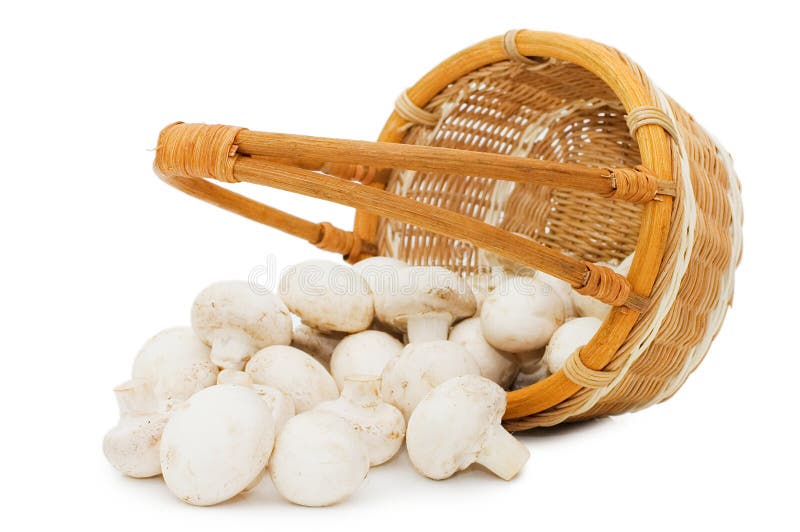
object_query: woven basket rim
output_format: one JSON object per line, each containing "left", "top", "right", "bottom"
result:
{"left": 366, "top": 30, "right": 676, "bottom": 420}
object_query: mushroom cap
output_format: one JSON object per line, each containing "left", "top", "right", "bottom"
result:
{"left": 191, "top": 280, "right": 293, "bottom": 350}
{"left": 373, "top": 266, "right": 476, "bottom": 332}
{"left": 317, "top": 376, "right": 406, "bottom": 466}
{"left": 160, "top": 385, "right": 275, "bottom": 506}
{"left": 543, "top": 316, "right": 603, "bottom": 373}
{"left": 245, "top": 345, "right": 338, "bottom": 413}
{"left": 132, "top": 327, "right": 218, "bottom": 410}
{"left": 352, "top": 256, "right": 407, "bottom": 295}
{"left": 511, "top": 359, "right": 550, "bottom": 390}
{"left": 290, "top": 323, "right": 345, "bottom": 369}
{"left": 406, "top": 375, "right": 505, "bottom": 480}
{"left": 269, "top": 410, "right": 369, "bottom": 507}
{"left": 380, "top": 340, "right": 480, "bottom": 420}
{"left": 480, "top": 276, "right": 566, "bottom": 353}
{"left": 449, "top": 317, "right": 519, "bottom": 388}
{"left": 330, "top": 330, "right": 404, "bottom": 390}
{"left": 279, "top": 260, "right": 374, "bottom": 333}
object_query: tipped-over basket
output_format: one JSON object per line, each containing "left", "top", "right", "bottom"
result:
{"left": 153, "top": 30, "right": 742, "bottom": 430}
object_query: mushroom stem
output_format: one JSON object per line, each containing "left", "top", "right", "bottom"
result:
{"left": 113, "top": 380, "right": 157, "bottom": 416}
{"left": 208, "top": 328, "right": 256, "bottom": 370}
{"left": 341, "top": 376, "right": 381, "bottom": 408}
{"left": 406, "top": 313, "right": 452, "bottom": 343}
{"left": 475, "top": 424, "right": 530, "bottom": 481}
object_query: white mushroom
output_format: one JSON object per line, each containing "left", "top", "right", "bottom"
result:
{"left": 279, "top": 260, "right": 373, "bottom": 333}
{"left": 381, "top": 340, "right": 480, "bottom": 420}
{"left": 373, "top": 265, "right": 476, "bottom": 342}
{"left": 245, "top": 345, "right": 338, "bottom": 413}
{"left": 131, "top": 326, "right": 218, "bottom": 411}
{"left": 543, "top": 316, "right": 603, "bottom": 373}
{"left": 317, "top": 376, "right": 405, "bottom": 466}
{"left": 251, "top": 384, "right": 295, "bottom": 432}
{"left": 191, "top": 281, "right": 292, "bottom": 370}
{"left": 103, "top": 379, "right": 168, "bottom": 478}
{"left": 160, "top": 385, "right": 275, "bottom": 506}
{"left": 480, "top": 276, "right": 566, "bottom": 354}
{"left": 570, "top": 253, "right": 634, "bottom": 320}
{"left": 449, "top": 317, "right": 519, "bottom": 388}
{"left": 330, "top": 330, "right": 403, "bottom": 390}
{"left": 407, "top": 375, "right": 529, "bottom": 480}
{"left": 269, "top": 410, "right": 369, "bottom": 507}
{"left": 351, "top": 256, "right": 406, "bottom": 296}
{"left": 290, "top": 323, "right": 345, "bottom": 370}
{"left": 216, "top": 368, "right": 252, "bottom": 386}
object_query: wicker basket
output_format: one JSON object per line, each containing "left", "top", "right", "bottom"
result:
{"left": 153, "top": 30, "right": 742, "bottom": 430}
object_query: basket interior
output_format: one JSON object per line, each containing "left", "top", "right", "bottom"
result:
{"left": 377, "top": 59, "right": 643, "bottom": 272}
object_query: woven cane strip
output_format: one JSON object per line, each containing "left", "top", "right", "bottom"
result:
{"left": 603, "top": 166, "right": 660, "bottom": 202}
{"left": 626, "top": 105, "right": 679, "bottom": 139}
{"left": 502, "top": 30, "right": 553, "bottom": 67}
{"left": 155, "top": 122, "right": 243, "bottom": 183}
{"left": 573, "top": 261, "right": 631, "bottom": 306}
{"left": 395, "top": 90, "right": 440, "bottom": 127}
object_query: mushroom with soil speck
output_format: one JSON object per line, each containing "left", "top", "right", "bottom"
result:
{"left": 330, "top": 330, "right": 403, "bottom": 390}
{"left": 316, "top": 375, "right": 405, "bottom": 466}
{"left": 191, "top": 281, "right": 292, "bottom": 370}
{"left": 269, "top": 410, "right": 369, "bottom": 507}
{"left": 373, "top": 265, "right": 476, "bottom": 341}
{"left": 406, "top": 375, "right": 530, "bottom": 480}
{"left": 280, "top": 260, "right": 373, "bottom": 333}
{"left": 480, "top": 275, "right": 566, "bottom": 354}
{"left": 159, "top": 385, "right": 275, "bottom": 506}
{"left": 245, "top": 345, "right": 338, "bottom": 413}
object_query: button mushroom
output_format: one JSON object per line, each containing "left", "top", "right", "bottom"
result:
{"left": 373, "top": 265, "right": 476, "bottom": 342}
{"left": 269, "top": 410, "right": 369, "bottom": 507}
{"left": 465, "top": 267, "right": 508, "bottom": 315}
{"left": 381, "top": 340, "right": 480, "bottom": 420}
{"left": 290, "top": 323, "right": 345, "bottom": 370}
{"left": 280, "top": 260, "right": 373, "bottom": 333}
{"left": 449, "top": 317, "right": 519, "bottom": 388}
{"left": 329, "top": 330, "right": 403, "bottom": 390}
{"left": 543, "top": 316, "right": 603, "bottom": 373}
{"left": 317, "top": 375, "right": 405, "bottom": 466}
{"left": 245, "top": 345, "right": 338, "bottom": 413}
{"left": 511, "top": 356, "right": 550, "bottom": 390}
{"left": 480, "top": 275, "right": 566, "bottom": 354}
{"left": 191, "top": 281, "right": 293, "bottom": 370}
{"left": 406, "top": 375, "right": 530, "bottom": 480}
{"left": 535, "top": 271, "right": 577, "bottom": 319}
{"left": 131, "top": 326, "right": 218, "bottom": 411}
{"left": 159, "top": 384, "right": 275, "bottom": 506}
{"left": 103, "top": 379, "right": 169, "bottom": 478}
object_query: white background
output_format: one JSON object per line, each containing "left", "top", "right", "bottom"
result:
{"left": 2, "top": 1, "right": 797, "bottom": 530}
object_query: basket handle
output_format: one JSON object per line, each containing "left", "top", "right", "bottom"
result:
{"left": 154, "top": 122, "right": 648, "bottom": 310}
{"left": 235, "top": 129, "right": 675, "bottom": 201}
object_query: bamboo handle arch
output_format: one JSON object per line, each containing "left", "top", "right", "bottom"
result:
{"left": 154, "top": 122, "right": 648, "bottom": 310}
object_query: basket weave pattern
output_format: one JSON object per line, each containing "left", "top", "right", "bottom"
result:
{"left": 379, "top": 52, "right": 741, "bottom": 429}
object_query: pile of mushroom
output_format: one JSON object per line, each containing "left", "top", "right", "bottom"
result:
{"left": 104, "top": 251, "right": 633, "bottom": 506}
